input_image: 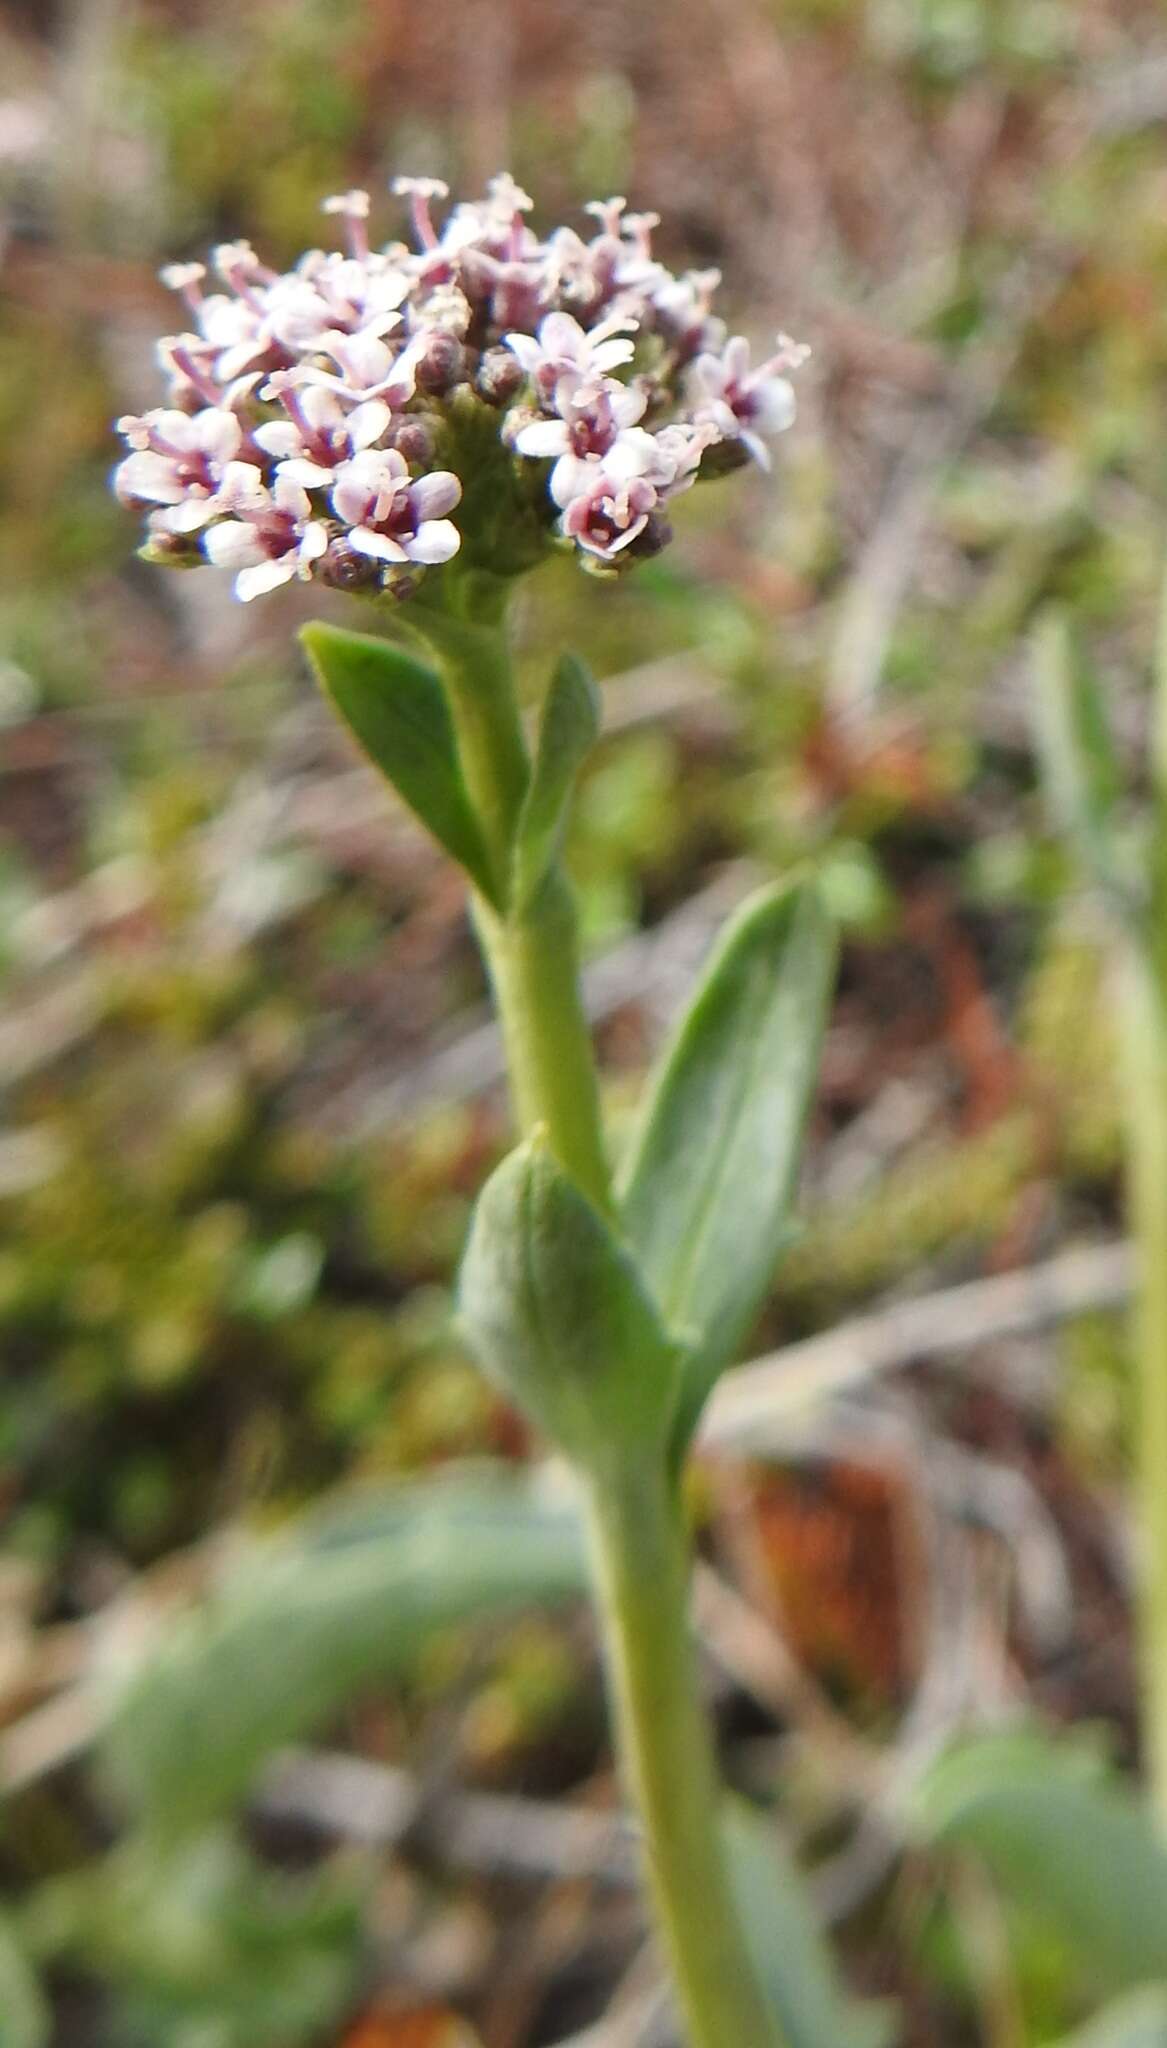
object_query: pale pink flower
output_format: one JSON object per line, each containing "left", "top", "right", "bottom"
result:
{"left": 559, "top": 468, "right": 659, "bottom": 561}
{"left": 513, "top": 377, "right": 654, "bottom": 508}
{"left": 253, "top": 380, "right": 392, "bottom": 486}
{"left": 652, "top": 269, "right": 725, "bottom": 360}
{"left": 202, "top": 473, "right": 328, "bottom": 602}
{"left": 274, "top": 327, "right": 421, "bottom": 404}
{"left": 321, "top": 188, "right": 371, "bottom": 259}
{"left": 265, "top": 251, "right": 409, "bottom": 351}
{"left": 159, "top": 261, "right": 208, "bottom": 307}
{"left": 689, "top": 334, "right": 805, "bottom": 469}
{"left": 211, "top": 239, "right": 277, "bottom": 294}
{"left": 647, "top": 419, "right": 720, "bottom": 496}
{"left": 436, "top": 174, "right": 537, "bottom": 265}
{"left": 114, "top": 407, "right": 248, "bottom": 531}
{"left": 577, "top": 197, "right": 670, "bottom": 316}
{"left": 392, "top": 175, "right": 450, "bottom": 251}
{"left": 505, "top": 309, "right": 635, "bottom": 406}
{"left": 331, "top": 449, "right": 462, "bottom": 566}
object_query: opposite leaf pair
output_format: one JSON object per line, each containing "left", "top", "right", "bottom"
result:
{"left": 460, "top": 880, "right": 836, "bottom": 1471}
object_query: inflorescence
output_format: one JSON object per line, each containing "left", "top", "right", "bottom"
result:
{"left": 114, "top": 174, "right": 806, "bottom": 602}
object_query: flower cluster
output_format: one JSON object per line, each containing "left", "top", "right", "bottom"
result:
{"left": 114, "top": 175, "right": 806, "bottom": 601}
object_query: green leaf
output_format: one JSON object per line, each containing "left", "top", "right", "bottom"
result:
{"left": 908, "top": 1730, "right": 1167, "bottom": 1995}
{"left": 512, "top": 651, "right": 600, "bottom": 911}
{"left": 617, "top": 880, "right": 836, "bottom": 1449}
{"left": 100, "top": 1471, "right": 586, "bottom": 1837}
{"left": 723, "top": 1801, "right": 894, "bottom": 2048}
{"left": 0, "top": 1914, "right": 48, "bottom": 2048}
{"left": 300, "top": 621, "right": 497, "bottom": 902}
{"left": 1057, "top": 1989, "right": 1167, "bottom": 2048}
{"left": 458, "top": 1133, "right": 685, "bottom": 1461}
{"left": 1031, "top": 609, "right": 1135, "bottom": 919}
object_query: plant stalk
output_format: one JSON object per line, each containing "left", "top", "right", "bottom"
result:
{"left": 422, "top": 594, "right": 610, "bottom": 1210}
{"left": 1120, "top": 943, "right": 1167, "bottom": 1828}
{"left": 473, "top": 877, "right": 610, "bottom": 1212}
{"left": 585, "top": 1462, "right": 782, "bottom": 2047}
{"left": 434, "top": 590, "right": 775, "bottom": 2039}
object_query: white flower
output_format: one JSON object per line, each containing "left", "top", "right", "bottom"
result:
{"left": 331, "top": 449, "right": 462, "bottom": 565}
{"left": 114, "top": 407, "right": 248, "bottom": 531}
{"left": 484, "top": 172, "right": 534, "bottom": 221}
{"left": 689, "top": 334, "right": 805, "bottom": 469}
{"left": 321, "top": 188, "right": 371, "bottom": 259}
{"left": 646, "top": 419, "right": 720, "bottom": 496}
{"left": 276, "top": 327, "right": 421, "bottom": 404}
{"left": 433, "top": 173, "right": 537, "bottom": 269}
{"left": 267, "top": 251, "right": 409, "bottom": 351}
{"left": 559, "top": 466, "right": 659, "bottom": 561}
{"left": 652, "top": 268, "right": 725, "bottom": 360}
{"left": 158, "top": 261, "right": 207, "bottom": 307}
{"left": 504, "top": 310, "right": 635, "bottom": 406}
{"left": 211, "top": 239, "right": 274, "bottom": 291}
{"left": 513, "top": 376, "right": 654, "bottom": 508}
{"left": 202, "top": 473, "right": 328, "bottom": 602}
{"left": 253, "top": 380, "right": 392, "bottom": 486}
{"left": 393, "top": 175, "right": 450, "bottom": 252}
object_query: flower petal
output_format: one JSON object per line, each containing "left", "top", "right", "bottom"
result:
{"left": 204, "top": 520, "right": 266, "bottom": 570}
{"left": 405, "top": 518, "right": 461, "bottom": 564}
{"left": 409, "top": 469, "right": 462, "bottom": 521}
{"left": 253, "top": 421, "right": 302, "bottom": 459}
{"left": 515, "top": 419, "right": 569, "bottom": 458}
{"left": 348, "top": 525, "right": 409, "bottom": 562}
{"left": 235, "top": 558, "right": 297, "bottom": 602}
{"left": 347, "top": 399, "right": 391, "bottom": 450}
{"left": 277, "top": 457, "right": 336, "bottom": 488}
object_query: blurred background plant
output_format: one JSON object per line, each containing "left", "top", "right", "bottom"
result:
{"left": 6, "top": 1, "right": 1167, "bottom": 2043}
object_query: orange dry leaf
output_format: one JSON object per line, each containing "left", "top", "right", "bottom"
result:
{"left": 742, "top": 1461, "right": 908, "bottom": 1704}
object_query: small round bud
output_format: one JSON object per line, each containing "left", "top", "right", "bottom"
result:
{"left": 320, "top": 538, "right": 382, "bottom": 592}
{"left": 476, "top": 346, "right": 525, "bottom": 407}
{"left": 392, "top": 417, "right": 436, "bottom": 467}
{"left": 414, "top": 329, "right": 464, "bottom": 395}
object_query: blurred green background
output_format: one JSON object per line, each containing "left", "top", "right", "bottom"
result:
{"left": 2, "top": 1, "right": 1167, "bottom": 2042}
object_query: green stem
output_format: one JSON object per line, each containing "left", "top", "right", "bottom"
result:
{"left": 586, "top": 1463, "right": 782, "bottom": 2047}
{"left": 421, "top": 603, "right": 531, "bottom": 891}
{"left": 1120, "top": 944, "right": 1167, "bottom": 1828}
{"left": 474, "top": 876, "right": 610, "bottom": 1212}
{"left": 416, "top": 586, "right": 610, "bottom": 1210}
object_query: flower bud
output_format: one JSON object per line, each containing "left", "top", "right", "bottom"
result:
{"left": 414, "top": 329, "right": 464, "bottom": 396}
{"left": 476, "top": 346, "right": 525, "bottom": 407}
{"left": 392, "top": 417, "right": 436, "bottom": 467}
{"left": 320, "top": 537, "right": 382, "bottom": 592}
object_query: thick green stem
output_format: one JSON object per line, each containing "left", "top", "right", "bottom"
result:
{"left": 1120, "top": 945, "right": 1167, "bottom": 1827}
{"left": 474, "top": 877, "right": 610, "bottom": 1212}
{"left": 417, "top": 589, "right": 610, "bottom": 1210}
{"left": 426, "top": 607, "right": 530, "bottom": 892}
{"left": 586, "top": 1463, "right": 781, "bottom": 2047}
